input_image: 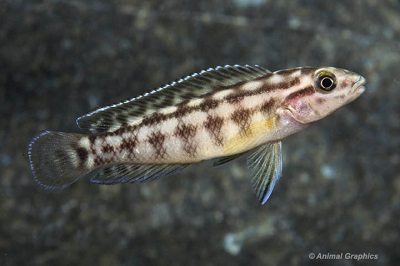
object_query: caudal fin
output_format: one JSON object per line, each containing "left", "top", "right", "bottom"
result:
{"left": 28, "top": 131, "right": 89, "bottom": 190}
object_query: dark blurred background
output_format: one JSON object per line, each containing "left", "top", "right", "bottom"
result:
{"left": 1, "top": 0, "right": 399, "bottom": 265}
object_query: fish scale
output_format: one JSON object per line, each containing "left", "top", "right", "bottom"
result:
{"left": 28, "top": 65, "right": 366, "bottom": 204}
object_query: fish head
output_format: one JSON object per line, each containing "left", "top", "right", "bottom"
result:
{"left": 284, "top": 67, "right": 366, "bottom": 124}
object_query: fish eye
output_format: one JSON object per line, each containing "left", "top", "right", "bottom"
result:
{"left": 316, "top": 72, "right": 336, "bottom": 92}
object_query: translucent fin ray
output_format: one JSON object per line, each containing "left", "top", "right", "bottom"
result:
{"left": 28, "top": 131, "right": 89, "bottom": 190}
{"left": 213, "top": 152, "right": 247, "bottom": 167}
{"left": 90, "top": 163, "right": 189, "bottom": 184}
{"left": 247, "top": 141, "right": 282, "bottom": 204}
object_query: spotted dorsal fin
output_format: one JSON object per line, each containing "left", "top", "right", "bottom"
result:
{"left": 76, "top": 65, "right": 271, "bottom": 133}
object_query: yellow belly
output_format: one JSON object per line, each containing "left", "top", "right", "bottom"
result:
{"left": 223, "top": 115, "right": 277, "bottom": 155}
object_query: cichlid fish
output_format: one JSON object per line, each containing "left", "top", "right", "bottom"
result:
{"left": 28, "top": 65, "right": 366, "bottom": 204}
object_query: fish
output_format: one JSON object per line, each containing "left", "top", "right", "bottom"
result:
{"left": 28, "top": 65, "right": 366, "bottom": 204}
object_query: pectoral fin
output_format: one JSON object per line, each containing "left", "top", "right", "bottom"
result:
{"left": 247, "top": 141, "right": 282, "bottom": 204}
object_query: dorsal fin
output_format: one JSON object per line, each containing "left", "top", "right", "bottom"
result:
{"left": 76, "top": 65, "right": 271, "bottom": 133}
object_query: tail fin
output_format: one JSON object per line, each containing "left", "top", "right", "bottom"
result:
{"left": 28, "top": 131, "right": 90, "bottom": 190}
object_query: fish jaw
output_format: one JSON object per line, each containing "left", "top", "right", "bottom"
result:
{"left": 347, "top": 75, "right": 366, "bottom": 103}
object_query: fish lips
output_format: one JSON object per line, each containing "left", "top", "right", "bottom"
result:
{"left": 347, "top": 76, "right": 366, "bottom": 103}
{"left": 353, "top": 76, "right": 366, "bottom": 94}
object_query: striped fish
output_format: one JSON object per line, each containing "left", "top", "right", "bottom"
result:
{"left": 28, "top": 65, "right": 366, "bottom": 204}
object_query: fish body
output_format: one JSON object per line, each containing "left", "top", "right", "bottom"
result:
{"left": 28, "top": 65, "right": 366, "bottom": 204}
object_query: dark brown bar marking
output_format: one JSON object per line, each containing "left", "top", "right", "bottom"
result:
{"left": 142, "top": 112, "right": 168, "bottom": 126}
{"left": 199, "top": 98, "right": 219, "bottom": 112}
{"left": 231, "top": 108, "right": 251, "bottom": 134}
{"left": 260, "top": 98, "right": 276, "bottom": 115}
{"left": 262, "top": 77, "right": 301, "bottom": 92}
{"left": 286, "top": 85, "right": 315, "bottom": 101}
{"left": 148, "top": 131, "right": 167, "bottom": 159}
{"left": 174, "top": 123, "right": 198, "bottom": 156}
{"left": 120, "top": 132, "right": 139, "bottom": 154}
{"left": 101, "top": 144, "right": 113, "bottom": 154}
{"left": 204, "top": 115, "right": 224, "bottom": 146}
{"left": 225, "top": 93, "right": 245, "bottom": 104}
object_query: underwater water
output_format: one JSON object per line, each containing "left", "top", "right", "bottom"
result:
{"left": 1, "top": 0, "right": 399, "bottom": 265}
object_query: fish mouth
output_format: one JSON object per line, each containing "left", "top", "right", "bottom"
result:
{"left": 352, "top": 76, "right": 366, "bottom": 94}
{"left": 344, "top": 75, "right": 365, "bottom": 104}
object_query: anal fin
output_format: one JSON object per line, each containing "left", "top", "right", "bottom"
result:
{"left": 90, "top": 163, "right": 189, "bottom": 184}
{"left": 247, "top": 141, "right": 282, "bottom": 204}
